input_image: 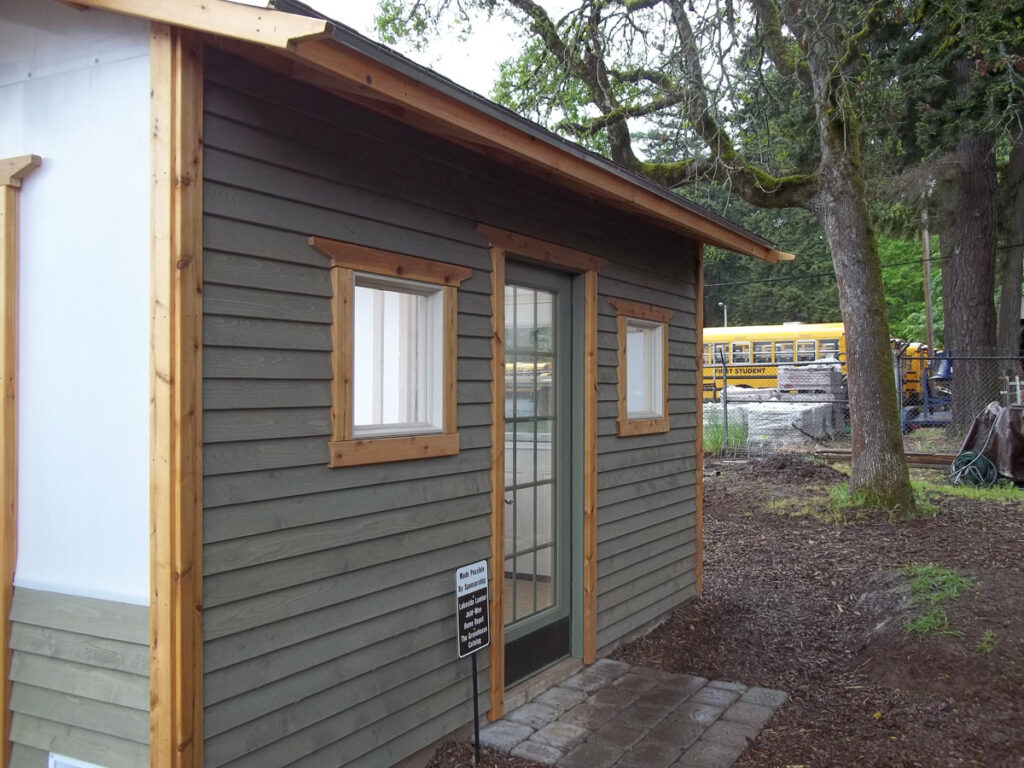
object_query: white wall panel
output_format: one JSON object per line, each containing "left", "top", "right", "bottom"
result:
{"left": 1, "top": 0, "right": 151, "bottom": 604}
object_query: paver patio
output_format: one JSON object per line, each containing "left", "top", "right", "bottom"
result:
{"left": 479, "top": 659, "right": 787, "bottom": 768}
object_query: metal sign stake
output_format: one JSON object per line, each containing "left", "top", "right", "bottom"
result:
{"left": 455, "top": 560, "right": 491, "bottom": 766}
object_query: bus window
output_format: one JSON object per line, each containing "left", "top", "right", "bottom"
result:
{"left": 731, "top": 342, "right": 751, "bottom": 364}
{"left": 797, "top": 340, "right": 817, "bottom": 361}
{"left": 820, "top": 339, "right": 839, "bottom": 359}
{"left": 702, "top": 343, "right": 711, "bottom": 365}
{"left": 775, "top": 341, "right": 794, "bottom": 363}
{"left": 713, "top": 343, "right": 728, "bottom": 365}
{"left": 753, "top": 341, "right": 772, "bottom": 364}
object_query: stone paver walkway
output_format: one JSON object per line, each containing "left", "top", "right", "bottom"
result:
{"left": 479, "top": 659, "right": 787, "bottom": 768}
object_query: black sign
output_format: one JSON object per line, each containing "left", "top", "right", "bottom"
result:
{"left": 455, "top": 560, "right": 490, "bottom": 658}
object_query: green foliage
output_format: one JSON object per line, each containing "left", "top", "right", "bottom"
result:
{"left": 684, "top": 184, "right": 839, "bottom": 326}
{"left": 904, "top": 563, "right": 973, "bottom": 603}
{"left": 976, "top": 629, "right": 999, "bottom": 655}
{"left": 702, "top": 422, "right": 747, "bottom": 456}
{"left": 696, "top": 192, "right": 943, "bottom": 343}
{"left": 824, "top": 482, "right": 934, "bottom": 522}
{"left": 912, "top": 477, "right": 1023, "bottom": 505}
{"left": 879, "top": 237, "right": 945, "bottom": 345}
{"left": 902, "top": 562, "right": 973, "bottom": 637}
{"left": 905, "top": 606, "right": 962, "bottom": 636}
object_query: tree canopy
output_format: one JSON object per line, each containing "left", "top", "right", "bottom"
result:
{"left": 367, "top": 0, "right": 1022, "bottom": 505}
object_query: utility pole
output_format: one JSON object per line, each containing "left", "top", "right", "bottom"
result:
{"left": 921, "top": 210, "right": 935, "bottom": 352}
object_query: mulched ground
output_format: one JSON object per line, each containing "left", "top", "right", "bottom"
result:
{"left": 430, "top": 457, "right": 1024, "bottom": 767}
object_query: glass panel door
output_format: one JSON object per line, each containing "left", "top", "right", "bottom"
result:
{"left": 503, "top": 263, "right": 573, "bottom": 685}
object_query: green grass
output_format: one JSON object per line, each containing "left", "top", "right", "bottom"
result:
{"left": 905, "top": 607, "right": 962, "bottom": 637}
{"left": 976, "top": 629, "right": 998, "bottom": 655}
{"left": 902, "top": 563, "right": 973, "bottom": 637}
{"left": 913, "top": 477, "right": 1022, "bottom": 505}
{"left": 820, "top": 482, "right": 937, "bottom": 523}
{"left": 703, "top": 422, "right": 748, "bottom": 456}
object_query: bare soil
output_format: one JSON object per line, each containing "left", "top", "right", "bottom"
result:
{"left": 430, "top": 457, "right": 1024, "bottom": 767}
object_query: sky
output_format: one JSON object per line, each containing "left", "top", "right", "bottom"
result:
{"left": 303, "top": 0, "right": 525, "bottom": 97}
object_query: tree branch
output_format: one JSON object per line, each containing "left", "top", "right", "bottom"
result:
{"left": 748, "top": 0, "right": 811, "bottom": 83}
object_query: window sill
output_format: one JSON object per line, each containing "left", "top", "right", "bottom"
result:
{"left": 617, "top": 417, "right": 670, "bottom": 437}
{"left": 329, "top": 432, "right": 460, "bottom": 467}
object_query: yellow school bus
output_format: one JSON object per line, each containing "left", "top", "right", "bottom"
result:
{"left": 702, "top": 322, "right": 846, "bottom": 400}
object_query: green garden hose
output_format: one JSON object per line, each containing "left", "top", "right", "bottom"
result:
{"left": 950, "top": 408, "right": 1002, "bottom": 487}
{"left": 949, "top": 451, "right": 999, "bottom": 487}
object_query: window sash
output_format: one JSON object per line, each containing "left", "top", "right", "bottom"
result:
{"left": 625, "top": 319, "right": 663, "bottom": 418}
{"left": 351, "top": 273, "right": 443, "bottom": 435}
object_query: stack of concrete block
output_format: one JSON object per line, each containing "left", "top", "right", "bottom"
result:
{"left": 778, "top": 390, "right": 845, "bottom": 433}
{"left": 745, "top": 402, "right": 832, "bottom": 453}
{"left": 777, "top": 364, "right": 844, "bottom": 392}
{"left": 722, "top": 386, "right": 778, "bottom": 403}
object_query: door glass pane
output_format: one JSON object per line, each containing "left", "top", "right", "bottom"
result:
{"left": 505, "top": 283, "right": 558, "bottom": 628}
{"left": 535, "top": 547, "right": 554, "bottom": 611}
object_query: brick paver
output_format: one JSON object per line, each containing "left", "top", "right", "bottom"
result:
{"left": 475, "top": 662, "right": 787, "bottom": 767}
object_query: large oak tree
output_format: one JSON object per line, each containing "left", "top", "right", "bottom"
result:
{"left": 381, "top": 0, "right": 917, "bottom": 512}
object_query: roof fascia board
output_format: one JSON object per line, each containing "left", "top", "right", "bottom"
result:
{"left": 65, "top": 0, "right": 331, "bottom": 48}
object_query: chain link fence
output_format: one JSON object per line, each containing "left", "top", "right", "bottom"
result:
{"left": 702, "top": 352, "right": 1024, "bottom": 459}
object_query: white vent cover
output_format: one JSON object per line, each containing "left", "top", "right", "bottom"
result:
{"left": 48, "top": 755, "right": 106, "bottom": 768}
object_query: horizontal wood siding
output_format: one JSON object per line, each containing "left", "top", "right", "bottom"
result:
{"left": 595, "top": 255, "right": 701, "bottom": 652}
{"left": 202, "top": 48, "right": 700, "bottom": 767}
{"left": 7, "top": 588, "right": 149, "bottom": 768}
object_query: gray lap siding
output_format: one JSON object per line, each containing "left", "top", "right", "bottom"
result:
{"left": 201, "top": 48, "right": 699, "bottom": 767}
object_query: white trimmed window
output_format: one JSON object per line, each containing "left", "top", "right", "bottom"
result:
{"left": 310, "top": 237, "right": 472, "bottom": 467}
{"left": 625, "top": 318, "right": 664, "bottom": 417}
{"left": 609, "top": 297, "right": 674, "bottom": 437}
{"left": 352, "top": 273, "right": 443, "bottom": 436}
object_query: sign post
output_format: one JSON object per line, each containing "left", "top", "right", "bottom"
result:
{"left": 455, "top": 560, "right": 490, "bottom": 764}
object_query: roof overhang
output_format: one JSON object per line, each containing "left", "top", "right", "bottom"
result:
{"left": 67, "top": 0, "right": 794, "bottom": 263}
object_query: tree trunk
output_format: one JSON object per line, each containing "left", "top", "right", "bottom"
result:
{"left": 938, "top": 130, "right": 999, "bottom": 432}
{"left": 996, "top": 130, "right": 1023, "bottom": 366}
{"left": 805, "top": 55, "right": 914, "bottom": 514}
{"left": 810, "top": 173, "right": 914, "bottom": 512}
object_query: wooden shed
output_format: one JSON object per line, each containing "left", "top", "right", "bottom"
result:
{"left": 0, "top": 1, "right": 790, "bottom": 766}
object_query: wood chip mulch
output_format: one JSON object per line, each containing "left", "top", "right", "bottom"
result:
{"left": 430, "top": 456, "right": 1024, "bottom": 767}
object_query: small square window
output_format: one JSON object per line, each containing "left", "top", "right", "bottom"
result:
{"left": 626, "top": 319, "right": 664, "bottom": 418}
{"left": 310, "top": 237, "right": 472, "bottom": 467}
{"left": 609, "top": 297, "right": 674, "bottom": 437}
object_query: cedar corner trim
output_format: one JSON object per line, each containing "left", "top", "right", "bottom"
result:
{"left": 150, "top": 24, "right": 204, "bottom": 768}
{"left": 1, "top": 154, "right": 42, "bottom": 768}
{"left": 477, "top": 224, "right": 604, "bottom": 721}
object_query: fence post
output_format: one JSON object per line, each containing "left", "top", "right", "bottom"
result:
{"left": 718, "top": 349, "right": 729, "bottom": 452}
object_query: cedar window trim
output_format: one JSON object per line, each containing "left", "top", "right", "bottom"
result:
{"left": 608, "top": 297, "right": 674, "bottom": 437}
{"left": 309, "top": 237, "right": 472, "bottom": 468}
